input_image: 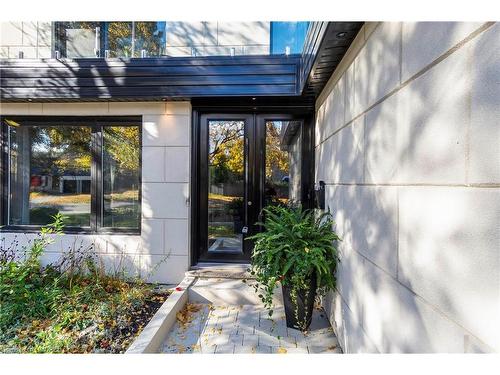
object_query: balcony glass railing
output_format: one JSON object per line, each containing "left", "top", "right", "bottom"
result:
{"left": 0, "top": 21, "right": 310, "bottom": 59}
{"left": 53, "top": 22, "right": 167, "bottom": 58}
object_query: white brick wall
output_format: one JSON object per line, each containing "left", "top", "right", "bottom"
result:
{"left": 316, "top": 22, "right": 499, "bottom": 353}
{"left": 0, "top": 101, "right": 192, "bottom": 284}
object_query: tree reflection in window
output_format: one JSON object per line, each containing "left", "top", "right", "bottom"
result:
{"left": 103, "top": 126, "right": 140, "bottom": 228}
{"left": 208, "top": 121, "right": 245, "bottom": 254}
{"left": 9, "top": 125, "right": 92, "bottom": 226}
{"left": 55, "top": 21, "right": 166, "bottom": 58}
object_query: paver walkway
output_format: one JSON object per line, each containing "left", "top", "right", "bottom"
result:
{"left": 160, "top": 303, "right": 342, "bottom": 354}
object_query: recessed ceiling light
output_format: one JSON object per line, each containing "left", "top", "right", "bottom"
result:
{"left": 336, "top": 32, "right": 348, "bottom": 38}
{"left": 252, "top": 97, "right": 256, "bottom": 101}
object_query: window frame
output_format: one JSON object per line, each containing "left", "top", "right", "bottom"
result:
{"left": 0, "top": 116, "right": 142, "bottom": 235}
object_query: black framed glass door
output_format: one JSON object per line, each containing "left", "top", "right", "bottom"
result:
{"left": 198, "top": 114, "right": 255, "bottom": 262}
{"left": 195, "top": 113, "right": 306, "bottom": 263}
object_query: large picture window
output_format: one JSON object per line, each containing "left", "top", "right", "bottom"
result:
{"left": 0, "top": 117, "right": 141, "bottom": 233}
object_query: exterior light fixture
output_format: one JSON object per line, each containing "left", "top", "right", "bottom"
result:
{"left": 336, "top": 32, "right": 347, "bottom": 38}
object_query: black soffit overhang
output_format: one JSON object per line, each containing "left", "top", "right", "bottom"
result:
{"left": 0, "top": 22, "right": 363, "bottom": 104}
{"left": 301, "top": 22, "right": 363, "bottom": 98}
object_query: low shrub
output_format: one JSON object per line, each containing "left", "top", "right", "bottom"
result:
{"left": 0, "top": 214, "right": 169, "bottom": 353}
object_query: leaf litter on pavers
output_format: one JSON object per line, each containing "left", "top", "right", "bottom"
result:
{"left": 176, "top": 303, "right": 203, "bottom": 330}
{"left": 164, "top": 303, "right": 204, "bottom": 353}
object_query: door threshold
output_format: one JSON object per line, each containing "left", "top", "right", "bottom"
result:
{"left": 192, "top": 262, "right": 250, "bottom": 269}
{"left": 188, "top": 263, "right": 253, "bottom": 279}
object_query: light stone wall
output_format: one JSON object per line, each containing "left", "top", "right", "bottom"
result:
{"left": 0, "top": 101, "right": 192, "bottom": 284}
{"left": 0, "top": 21, "right": 52, "bottom": 58}
{"left": 164, "top": 21, "right": 270, "bottom": 56}
{"left": 316, "top": 22, "right": 500, "bottom": 353}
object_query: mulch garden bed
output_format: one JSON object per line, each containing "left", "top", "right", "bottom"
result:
{"left": 0, "top": 216, "right": 173, "bottom": 354}
{"left": 0, "top": 275, "right": 171, "bottom": 354}
{"left": 74, "top": 288, "right": 172, "bottom": 353}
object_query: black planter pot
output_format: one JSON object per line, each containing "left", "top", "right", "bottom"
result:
{"left": 281, "top": 275, "right": 317, "bottom": 331}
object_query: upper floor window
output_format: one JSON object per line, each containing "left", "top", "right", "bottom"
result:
{"left": 51, "top": 21, "right": 309, "bottom": 58}
{"left": 54, "top": 22, "right": 166, "bottom": 58}
{"left": 0, "top": 117, "right": 141, "bottom": 233}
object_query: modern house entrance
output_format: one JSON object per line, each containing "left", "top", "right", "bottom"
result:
{"left": 192, "top": 112, "right": 313, "bottom": 264}
{"left": 2, "top": 20, "right": 496, "bottom": 353}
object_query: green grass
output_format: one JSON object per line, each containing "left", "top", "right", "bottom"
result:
{"left": 29, "top": 206, "right": 140, "bottom": 228}
{"left": 208, "top": 224, "right": 238, "bottom": 238}
{"left": 103, "top": 206, "right": 140, "bottom": 228}
{"left": 30, "top": 207, "right": 90, "bottom": 227}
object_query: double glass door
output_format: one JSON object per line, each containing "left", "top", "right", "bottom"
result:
{"left": 197, "top": 114, "right": 303, "bottom": 263}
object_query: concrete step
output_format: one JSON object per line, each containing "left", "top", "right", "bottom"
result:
{"left": 187, "top": 263, "right": 255, "bottom": 280}
{"left": 188, "top": 277, "right": 283, "bottom": 306}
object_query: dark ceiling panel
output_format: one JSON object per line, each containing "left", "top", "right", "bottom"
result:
{"left": 300, "top": 22, "right": 363, "bottom": 98}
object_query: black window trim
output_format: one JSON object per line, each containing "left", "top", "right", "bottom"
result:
{"left": 0, "top": 115, "right": 142, "bottom": 235}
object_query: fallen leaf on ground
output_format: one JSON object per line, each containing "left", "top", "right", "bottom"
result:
{"left": 176, "top": 303, "right": 202, "bottom": 329}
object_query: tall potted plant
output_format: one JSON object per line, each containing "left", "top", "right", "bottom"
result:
{"left": 248, "top": 205, "right": 340, "bottom": 331}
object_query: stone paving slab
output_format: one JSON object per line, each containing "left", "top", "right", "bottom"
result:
{"left": 160, "top": 303, "right": 342, "bottom": 354}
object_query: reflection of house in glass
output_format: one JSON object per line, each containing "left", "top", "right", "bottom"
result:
{"left": 58, "top": 175, "right": 91, "bottom": 194}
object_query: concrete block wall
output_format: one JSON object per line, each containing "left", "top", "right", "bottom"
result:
{"left": 315, "top": 22, "right": 499, "bottom": 353}
{"left": 164, "top": 21, "right": 270, "bottom": 56}
{"left": 0, "top": 21, "right": 52, "bottom": 58}
{"left": 0, "top": 101, "right": 191, "bottom": 284}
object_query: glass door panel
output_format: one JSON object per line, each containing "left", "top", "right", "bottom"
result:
{"left": 208, "top": 120, "right": 245, "bottom": 255}
{"left": 198, "top": 114, "right": 253, "bottom": 263}
{"left": 264, "top": 121, "right": 301, "bottom": 207}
